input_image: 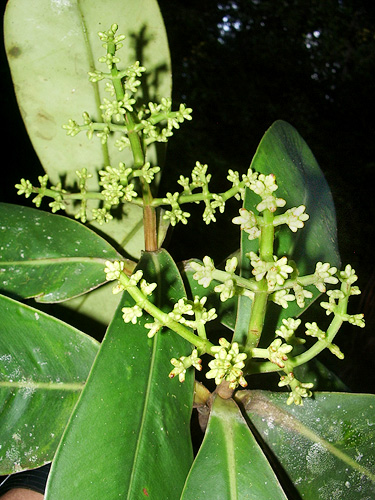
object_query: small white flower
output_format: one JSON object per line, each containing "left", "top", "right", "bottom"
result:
{"left": 140, "top": 279, "right": 157, "bottom": 296}
{"left": 339, "top": 264, "right": 358, "bottom": 285}
{"left": 314, "top": 262, "right": 338, "bottom": 292}
{"left": 268, "top": 339, "right": 293, "bottom": 368}
{"left": 271, "top": 289, "right": 295, "bottom": 309}
{"left": 276, "top": 318, "right": 301, "bottom": 341}
{"left": 144, "top": 318, "right": 163, "bottom": 338}
{"left": 232, "top": 208, "right": 261, "bottom": 240}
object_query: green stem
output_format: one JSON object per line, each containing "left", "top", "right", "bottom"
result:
{"left": 259, "top": 209, "right": 275, "bottom": 261}
{"left": 245, "top": 209, "right": 275, "bottom": 350}
{"left": 245, "top": 283, "right": 349, "bottom": 375}
{"left": 245, "top": 284, "right": 269, "bottom": 350}
{"left": 109, "top": 48, "right": 158, "bottom": 251}
{"left": 118, "top": 273, "right": 214, "bottom": 355}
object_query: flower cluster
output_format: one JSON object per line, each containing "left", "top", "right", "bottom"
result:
{"left": 275, "top": 318, "right": 305, "bottom": 345}
{"left": 169, "top": 349, "right": 202, "bottom": 383}
{"left": 162, "top": 192, "right": 191, "bottom": 226}
{"left": 248, "top": 252, "right": 294, "bottom": 291}
{"left": 168, "top": 296, "right": 217, "bottom": 330}
{"left": 213, "top": 257, "right": 240, "bottom": 302}
{"left": 206, "top": 338, "right": 248, "bottom": 389}
{"left": 273, "top": 205, "right": 309, "bottom": 232}
{"left": 232, "top": 208, "right": 260, "bottom": 240}
{"left": 278, "top": 373, "right": 314, "bottom": 406}
{"left": 267, "top": 339, "right": 293, "bottom": 368}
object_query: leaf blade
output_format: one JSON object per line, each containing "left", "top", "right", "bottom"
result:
{"left": 181, "top": 396, "right": 288, "bottom": 500}
{"left": 239, "top": 390, "right": 375, "bottom": 499}
{"left": 0, "top": 203, "right": 127, "bottom": 303}
{"left": 0, "top": 294, "right": 99, "bottom": 474}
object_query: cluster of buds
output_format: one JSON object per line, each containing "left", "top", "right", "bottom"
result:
{"left": 278, "top": 373, "right": 314, "bottom": 406}
{"left": 206, "top": 338, "right": 248, "bottom": 390}
{"left": 169, "top": 349, "right": 202, "bottom": 383}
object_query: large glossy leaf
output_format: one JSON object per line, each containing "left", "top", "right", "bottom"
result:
{"left": 0, "top": 294, "right": 99, "bottom": 474}
{"left": 239, "top": 390, "right": 375, "bottom": 499}
{"left": 0, "top": 203, "right": 130, "bottom": 303}
{"left": 181, "top": 395, "right": 287, "bottom": 500}
{"left": 4, "top": 0, "right": 171, "bottom": 258}
{"left": 45, "top": 249, "right": 194, "bottom": 499}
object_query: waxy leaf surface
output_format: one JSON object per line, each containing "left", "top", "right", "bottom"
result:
{"left": 240, "top": 390, "right": 375, "bottom": 499}
{"left": 0, "top": 294, "right": 99, "bottom": 474}
{"left": 0, "top": 203, "right": 126, "bottom": 303}
{"left": 4, "top": 0, "right": 171, "bottom": 258}
{"left": 181, "top": 395, "right": 287, "bottom": 500}
{"left": 45, "top": 249, "right": 194, "bottom": 499}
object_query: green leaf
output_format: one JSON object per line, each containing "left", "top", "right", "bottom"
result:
{"left": 45, "top": 249, "right": 194, "bottom": 499}
{"left": 4, "top": 0, "right": 171, "bottom": 258}
{"left": 0, "top": 294, "right": 99, "bottom": 474}
{"left": 0, "top": 203, "right": 129, "bottom": 303}
{"left": 239, "top": 390, "right": 375, "bottom": 499}
{"left": 181, "top": 395, "right": 288, "bottom": 500}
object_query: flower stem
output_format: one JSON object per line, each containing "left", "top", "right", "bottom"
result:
{"left": 118, "top": 274, "right": 214, "bottom": 354}
{"left": 245, "top": 209, "right": 275, "bottom": 350}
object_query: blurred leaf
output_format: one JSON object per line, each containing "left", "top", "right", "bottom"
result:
{"left": 181, "top": 395, "right": 287, "bottom": 500}
{"left": 0, "top": 203, "right": 130, "bottom": 303}
{"left": 0, "top": 294, "right": 99, "bottom": 474}
{"left": 45, "top": 249, "right": 194, "bottom": 499}
{"left": 238, "top": 390, "right": 375, "bottom": 499}
{"left": 4, "top": 0, "right": 171, "bottom": 258}
{"left": 294, "top": 358, "right": 350, "bottom": 392}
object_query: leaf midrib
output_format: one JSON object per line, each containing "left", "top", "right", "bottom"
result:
{"left": 0, "top": 380, "right": 84, "bottom": 392}
{"left": 126, "top": 254, "right": 162, "bottom": 498}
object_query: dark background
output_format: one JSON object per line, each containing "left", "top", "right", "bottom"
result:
{"left": 1, "top": 0, "right": 374, "bottom": 392}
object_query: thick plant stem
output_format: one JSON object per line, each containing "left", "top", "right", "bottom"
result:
{"left": 259, "top": 208, "right": 275, "bottom": 262}
{"left": 245, "top": 209, "right": 275, "bottom": 349}
{"left": 143, "top": 203, "right": 158, "bottom": 251}
{"left": 245, "top": 284, "right": 268, "bottom": 350}
{"left": 110, "top": 52, "right": 158, "bottom": 252}
{"left": 125, "top": 107, "right": 158, "bottom": 251}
